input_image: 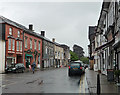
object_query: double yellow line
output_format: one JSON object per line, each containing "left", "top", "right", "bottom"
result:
{"left": 79, "top": 75, "right": 85, "bottom": 94}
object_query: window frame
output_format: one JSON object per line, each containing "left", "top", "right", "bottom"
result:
{"left": 9, "top": 28, "right": 12, "bottom": 35}
{"left": 30, "top": 38, "right": 32, "bottom": 49}
{"left": 8, "top": 39, "right": 11, "bottom": 50}
{"left": 12, "top": 39, "right": 15, "bottom": 51}
{"left": 34, "top": 40, "right": 37, "bottom": 50}
{"left": 18, "top": 30, "right": 20, "bottom": 38}
{"left": 38, "top": 41, "right": 40, "bottom": 51}
{"left": 25, "top": 37, "right": 28, "bottom": 48}
{"left": 20, "top": 41, "right": 22, "bottom": 52}
{"left": 17, "top": 41, "right": 19, "bottom": 51}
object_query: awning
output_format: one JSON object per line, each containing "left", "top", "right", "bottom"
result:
{"left": 25, "top": 54, "right": 33, "bottom": 59}
{"left": 95, "top": 39, "right": 115, "bottom": 51}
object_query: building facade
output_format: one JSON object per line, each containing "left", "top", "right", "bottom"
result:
{"left": 88, "top": 26, "right": 96, "bottom": 70}
{"left": 61, "top": 44, "right": 70, "bottom": 66}
{"left": 0, "top": 16, "right": 24, "bottom": 68}
{"left": 41, "top": 31, "right": 54, "bottom": 68}
{"left": 52, "top": 38, "right": 64, "bottom": 68}
{"left": 0, "top": 22, "right": 5, "bottom": 73}
{"left": 90, "top": 1, "right": 120, "bottom": 76}
{"left": 23, "top": 25, "right": 43, "bottom": 69}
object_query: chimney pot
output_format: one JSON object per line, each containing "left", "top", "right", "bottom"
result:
{"left": 41, "top": 31, "right": 45, "bottom": 37}
{"left": 52, "top": 38, "right": 55, "bottom": 42}
{"left": 29, "top": 24, "right": 33, "bottom": 30}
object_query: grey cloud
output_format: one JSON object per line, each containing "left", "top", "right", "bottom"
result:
{"left": 0, "top": 2, "right": 102, "bottom": 56}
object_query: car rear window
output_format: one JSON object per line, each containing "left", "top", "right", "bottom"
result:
{"left": 71, "top": 63, "right": 80, "bottom": 66}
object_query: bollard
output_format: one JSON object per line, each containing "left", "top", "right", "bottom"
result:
{"left": 97, "top": 74, "right": 101, "bottom": 95}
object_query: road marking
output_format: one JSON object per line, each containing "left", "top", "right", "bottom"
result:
{"left": 79, "top": 75, "right": 86, "bottom": 93}
{"left": 79, "top": 77, "right": 82, "bottom": 93}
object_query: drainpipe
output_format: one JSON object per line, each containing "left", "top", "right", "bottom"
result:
{"left": 23, "top": 31, "right": 25, "bottom": 67}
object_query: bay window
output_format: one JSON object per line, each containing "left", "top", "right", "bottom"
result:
{"left": 17, "top": 41, "right": 19, "bottom": 51}
{"left": 12, "top": 40, "right": 15, "bottom": 51}
{"left": 8, "top": 39, "right": 11, "bottom": 50}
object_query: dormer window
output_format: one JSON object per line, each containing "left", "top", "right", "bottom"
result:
{"left": 18, "top": 30, "right": 20, "bottom": 37}
{"left": 9, "top": 28, "right": 12, "bottom": 35}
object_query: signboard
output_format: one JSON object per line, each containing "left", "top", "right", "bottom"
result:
{"left": 107, "top": 69, "right": 114, "bottom": 82}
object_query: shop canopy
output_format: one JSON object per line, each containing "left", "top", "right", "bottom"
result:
{"left": 25, "top": 54, "right": 33, "bottom": 59}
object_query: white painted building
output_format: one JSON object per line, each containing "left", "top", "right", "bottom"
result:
{"left": 0, "top": 23, "right": 5, "bottom": 73}
{"left": 0, "top": 40, "right": 5, "bottom": 73}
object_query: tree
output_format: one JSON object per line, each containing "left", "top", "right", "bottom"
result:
{"left": 80, "top": 57, "right": 89, "bottom": 64}
{"left": 70, "top": 50, "right": 79, "bottom": 61}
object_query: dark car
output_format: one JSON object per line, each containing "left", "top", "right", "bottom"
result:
{"left": 5, "top": 63, "right": 25, "bottom": 73}
{"left": 68, "top": 61, "right": 85, "bottom": 76}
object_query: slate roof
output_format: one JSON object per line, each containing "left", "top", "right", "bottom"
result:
{"left": 0, "top": 16, "right": 54, "bottom": 44}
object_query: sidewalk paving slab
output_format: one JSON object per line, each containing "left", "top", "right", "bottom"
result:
{"left": 86, "top": 69, "right": 119, "bottom": 94}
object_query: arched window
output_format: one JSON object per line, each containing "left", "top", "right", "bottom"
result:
{"left": 9, "top": 28, "right": 12, "bottom": 35}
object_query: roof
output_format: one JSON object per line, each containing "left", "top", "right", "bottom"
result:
{"left": 0, "top": 16, "right": 55, "bottom": 43}
{"left": 0, "top": 16, "right": 27, "bottom": 30}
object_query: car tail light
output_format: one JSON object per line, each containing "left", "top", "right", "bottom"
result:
{"left": 69, "top": 66, "right": 70, "bottom": 69}
{"left": 80, "top": 67, "right": 82, "bottom": 69}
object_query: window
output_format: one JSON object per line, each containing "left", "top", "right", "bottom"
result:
{"left": 20, "top": 42, "right": 22, "bottom": 51}
{"left": 8, "top": 39, "right": 11, "bottom": 50}
{"left": 17, "top": 41, "right": 19, "bottom": 51}
{"left": 38, "top": 41, "right": 40, "bottom": 50}
{"left": 46, "top": 46, "right": 48, "bottom": 54}
{"left": 58, "top": 51, "right": 60, "bottom": 57}
{"left": 9, "top": 28, "right": 12, "bottom": 35}
{"left": 30, "top": 39, "right": 32, "bottom": 49}
{"left": 55, "top": 52, "right": 57, "bottom": 56}
{"left": 12, "top": 40, "right": 15, "bottom": 51}
{"left": 25, "top": 37, "right": 27, "bottom": 48}
{"left": 18, "top": 31, "right": 20, "bottom": 37}
{"left": 34, "top": 40, "right": 37, "bottom": 49}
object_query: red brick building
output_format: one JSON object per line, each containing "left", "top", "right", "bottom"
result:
{"left": 0, "top": 16, "right": 24, "bottom": 67}
{"left": 0, "top": 16, "right": 43, "bottom": 69}
{"left": 23, "top": 25, "right": 43, "bottom": 68}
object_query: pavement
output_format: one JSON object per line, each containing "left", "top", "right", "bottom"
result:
{"left": 86, "top": 69, "right": 119, "bottom": 94}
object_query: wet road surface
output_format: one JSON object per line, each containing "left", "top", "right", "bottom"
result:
{"left": 2, "top": 67, "right": 89, "bottom": 93}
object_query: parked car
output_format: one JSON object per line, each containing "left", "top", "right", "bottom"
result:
{"left": 5, "top": 63, "right": 25, "bottom": 73}
{"left": 68, "top": 61, "right": 85, "bottom": 76}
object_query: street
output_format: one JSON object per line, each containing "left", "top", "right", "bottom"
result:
{"left": 1, "top": 67, "right": 89, "bottom": 93}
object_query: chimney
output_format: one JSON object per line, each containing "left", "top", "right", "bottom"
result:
{"left": 41, "top": 31, "right": 45, "bottom": 37}
{"left": 52, "top": 38, "right": 55, "bottom": 42}
{"left": 29, "top": 24, "right": 33, "bottom": 30}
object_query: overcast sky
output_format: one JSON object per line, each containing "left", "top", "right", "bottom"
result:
{"left": 0, "top": 1, "right": 102, "bottom": 56}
